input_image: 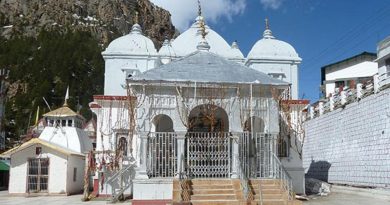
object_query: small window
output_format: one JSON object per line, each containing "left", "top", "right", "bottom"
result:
{"left": 277, "top": 138, "right": 289, "bottom": 158}
{"left": 62, "top": 120, "right": 66, "bottom": 127}
{"left": 68, "top": 120, "right": 72, "bottom": 127}
{"left": 73, "top": 167, "right": 77, "bottom": 182}
{"left": 36, "top": 147, "right": 42, "bottom": 155}
{"left": 386, "top": 59, "right": 390, "bottom": 77}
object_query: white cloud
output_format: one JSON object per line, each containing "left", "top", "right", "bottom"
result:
{"left": 150, "top": 0, "right": 246, "bottom": 31}
{"left": 260, "top": 0, "right": 283, "bottom": 10}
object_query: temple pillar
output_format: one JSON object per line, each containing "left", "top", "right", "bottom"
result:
{"left": 231, "top": 135, "right": 239, "bottom": 179}
{"left": 175, "top": 132, "right": 186, "bottom": 178}
{"left": 135, "top": 134, "right": 149, "bottom": 179}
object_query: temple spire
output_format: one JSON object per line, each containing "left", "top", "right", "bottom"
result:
{"left": 135, "top": 11, "right": 139, "bottom": 24}
{"left": 196, "top": 14, "right": 210, "bottom": 51}
{"left": 198, "top": 0, "right": 202, "bottom": 17}
{"left": 263, "top": 18, "right": 275, "bottom": 39}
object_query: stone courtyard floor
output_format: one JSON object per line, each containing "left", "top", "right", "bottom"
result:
{"left": 1, "top": 189, "right": 390, "bottom": 205}
{"left": 303, "top": 192, "right": 390, "bottom": 205}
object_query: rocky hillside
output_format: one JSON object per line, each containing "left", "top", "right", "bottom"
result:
{"left": 0, "top": 0, "right": 177, "bottom": 148}
{"left": 0, "top": 0, "right": 177, "bottom": 47}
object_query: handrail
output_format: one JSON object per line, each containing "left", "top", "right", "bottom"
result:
{"left": 106, "top": 158, "right": 135, "bottom": 183}
{"left": 271, "top": 153, "right": 294, "bottom": 203}
{"left": 108, "top": 159, "right": 136, "bottom": 202}
{"left": 237, "top": 157, "right": 253, "bottom": 201}
{"left": 178, "top": 153, "right": 191, "bottom": 202}
{"left": 235, "top": 134, "right": 254, "bottom": 202}
{"left": 258, "top": 179, "right": 264, "bottom": 205}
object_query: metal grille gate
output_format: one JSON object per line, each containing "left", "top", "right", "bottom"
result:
{"left": 147, "top": 132, "right": 177, "bottom": 178}
{"left": 187, "top": 132, "right": 231, "bottom": 178}
{"left": 239, "top": 132, "right": 276, "bottom": 178}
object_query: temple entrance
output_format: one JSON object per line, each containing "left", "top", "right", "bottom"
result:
{"left": 27, "top": 158, "right": 49, "bottom": 193}
{"left": 186, "top": 104, "right": 230, "bottom": 178}
{"left": 147, "top": 114, "right": 176, "bottom": 178}
{"left": 243, "top": 117, "right": 272, "bottom": 178}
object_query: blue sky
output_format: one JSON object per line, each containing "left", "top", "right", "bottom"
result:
{"left": 151, "top": 0, "right": 390, "bottom": 102}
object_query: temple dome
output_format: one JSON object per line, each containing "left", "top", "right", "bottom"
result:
{"left": 158, "top": 39, "right": 176, "bottom": 57}
{"left": 230, "top": 41, "right": 244, "bottom": 59}
{"left": 247, "top": 28, "right": 301, "bottom": 61}
{"left": 102, "top": 24, "right": 157, "bottom": 56}
{"left": 171, "top": 16, "right": 244, "bottom": 60}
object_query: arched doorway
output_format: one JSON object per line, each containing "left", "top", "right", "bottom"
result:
{"left": 244, "top": 116, "right": 265, "bottom": 133}
{"left": 188, "top": 104, "right": 229, "bottom": 132}
{"left": 148, "top": 114, "right": 176, "bottom": 177}
{"left": 187, "top": 104, "right": 230, "bottom": 178}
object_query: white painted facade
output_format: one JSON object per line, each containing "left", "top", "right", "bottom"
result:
{"left": 93, "top": 10, "right": 305, "bottom": 201}
{"left": 377, "top": 36, "right": 390, "bottom": 88}
{"left": 101, "top": 16, "right": 300, "bottom": 98}
{"left": 246, "top": 27, "right": 302, "bottom": 99}
{"left": 3, "top": 106, "right": 93, "bottom": 195}
{"left": 8, "top": 142, "right": 86, "bottom": 195}
{"left": 321, "top": 52, "right": 378, "bottom": 97}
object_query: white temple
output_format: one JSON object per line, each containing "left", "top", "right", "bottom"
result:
{"left": 90, "top": 5, "right": 304, "bottom": 204}
{"left": 2, "top": 101, "right": 93, "bottom": 195}
{"left": 101, "top": 12, "right": 301, "bottom": 99}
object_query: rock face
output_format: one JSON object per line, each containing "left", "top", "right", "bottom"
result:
{"left": 0, "top": 0, "right": 176, "bottom": 48}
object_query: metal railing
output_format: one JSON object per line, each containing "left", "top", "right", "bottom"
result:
{"left": 147, "top": 132, "right": 177, "bottom": 178}
{"left": 107, "top": 157, "right": 136, "bottom": 202}
{"left": 237, "top": 135, "right": 253, "bottom": 201}
{"left": 309, "top": 77, "right": 382, "bottom": 119}
{"left": 271, "top": 153, "right": 294, "bottom": 203}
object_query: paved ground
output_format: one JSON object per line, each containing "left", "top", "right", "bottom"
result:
{"left": 0, "top": 191, "right": 109, "bottom": 205}
{"left": 303, "top": 192, "right": 390, "bottom": 205}
{"left": 1, "top": 190, "right": 390, "bottom": 205}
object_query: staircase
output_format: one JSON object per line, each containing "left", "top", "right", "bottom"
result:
{"left": 173, "top": 179, "right": 244, "bottom": 205}
{"left": 250, "top": 179, "right": 302, "bottom": 205}
{"left": 106, "top": 158, "right": 136, "bottom": 203}
{"left": 173, "top": 179, "right": 302, "bottom": 205}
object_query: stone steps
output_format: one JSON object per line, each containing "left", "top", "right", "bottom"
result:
{"left": 173, "top": 179, "right": 302, "bottom": 205}
{"left": 189, "top": 179, "right": 241, "bottom": 205}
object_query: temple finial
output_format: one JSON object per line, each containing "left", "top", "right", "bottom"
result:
{"left": 199, "top": 17, "right": 207, "bottom": 39}
{"left": 263, "top": 18, "right": 275, "bottom": 39}
{"left": 135, "top": 11, "right": 139, "bottom": 24}
{"left": 198, "top": 0, "right": 202, "bottom": 17}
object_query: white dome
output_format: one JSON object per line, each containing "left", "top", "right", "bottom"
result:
{"left": 230, "top": 41, "right": 244, "bottom": 59}
{"left": 103, "top": 24, "right": 157, "bottom": 56}
{"left": 159, "top": 39, "right": 176, "bottom": 57}
{"left": 172, "top": 16, "right": 244, "bottom": 60}
{"left": 247, "top": 29, "right": 301, "bottom": 61}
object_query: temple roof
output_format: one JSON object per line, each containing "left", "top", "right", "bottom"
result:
{"left": 43, "top": 106, "right": 83, "bottom": 119}
{"left": 0, "top": 138, "right": 84, "bottom": 157}
{"left": 130, "top": 50, "right": 289, "bottom": 86}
